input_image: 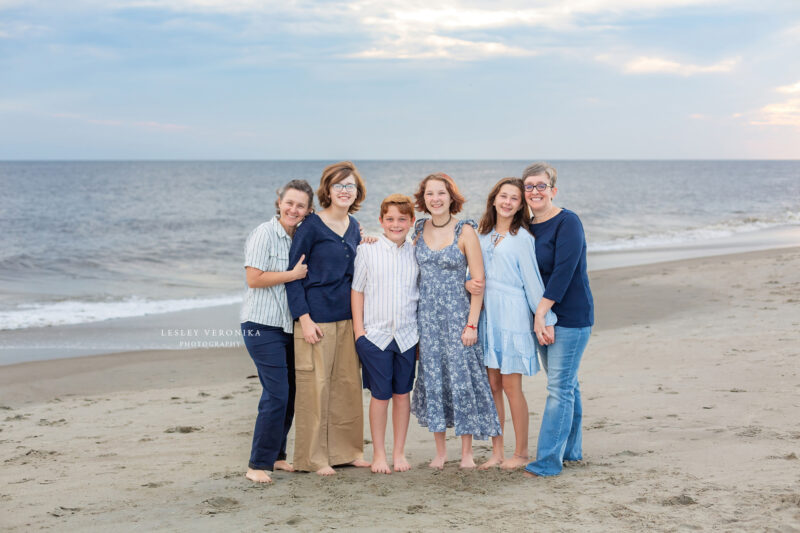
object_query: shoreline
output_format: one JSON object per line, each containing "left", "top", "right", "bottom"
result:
{"left": 2, "top": 224, "right": 799, "bottom": 366}
{"left": 2, "top": 245, "right": 797, "bottom": 405}
{"left": 1, "top": 245, "right": 798, "bottom": 531}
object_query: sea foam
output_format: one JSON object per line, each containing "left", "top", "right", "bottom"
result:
{"left": 0, "top": 294, "right": 242, "bottom": 330}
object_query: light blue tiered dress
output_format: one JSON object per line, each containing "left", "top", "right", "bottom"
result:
{"left": 478, "top": 229, "right": 557, "bottom": 375}
{"left": 410, "top": 219, "right": 501, "bottom": 440}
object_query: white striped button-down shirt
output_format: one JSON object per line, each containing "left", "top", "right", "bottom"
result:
{"left": 352, "top": 235, "right": 419, "bottom": 352}
{"left": 240, "top": 216, "right": 294, "bottom": 333}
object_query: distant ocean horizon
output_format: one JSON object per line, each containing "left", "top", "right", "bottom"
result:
{"left": 2, "top": 160, "right": 799, "bottom": 333}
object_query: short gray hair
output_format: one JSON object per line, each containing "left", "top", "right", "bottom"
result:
{"left": 275, "top": 179, "right": 314, "bottom": 215}
{"left": 522, "top": 162, "right": 557, "bottom": 187}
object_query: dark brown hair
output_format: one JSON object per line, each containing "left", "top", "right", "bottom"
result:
{"left": 478, "top": 177, "right": 529, "bottom": 236}
{"left": 380, "top": 193, "right": 415, "bottom": 219}
{"left": 274, "top": 179, "right": 314, "bottom": 215}
{"left": 317, "top": 161, "right": 366, "bottom": 213}
{"left": 413, "top": 173, "right": 465, "bottom": 215}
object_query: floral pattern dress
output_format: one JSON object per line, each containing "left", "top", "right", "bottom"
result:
{"left": 410, "top": 219, "right": 501, "bottom": 440}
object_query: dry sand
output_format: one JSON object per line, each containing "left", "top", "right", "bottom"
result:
{"left": 1, "top": 247, "right": 799, "bottom": 532}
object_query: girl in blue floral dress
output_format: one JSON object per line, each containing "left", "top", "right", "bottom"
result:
{"left": 410, "top": 172, "right": 501, "bottom": 469}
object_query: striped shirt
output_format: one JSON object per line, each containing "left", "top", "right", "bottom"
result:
{"left": 240, "top": 216, "right": 294, "bottom": 333}
{"left": 352, "top": 234, "right": 419, "bottom": 352}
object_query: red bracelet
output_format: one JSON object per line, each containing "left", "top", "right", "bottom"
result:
{"left": 465, "top": 324, "right": 477, "bottom": 330}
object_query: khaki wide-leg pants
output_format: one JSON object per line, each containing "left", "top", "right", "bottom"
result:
{"left": 292, "top": 319, "right": 364, "bottom": 471}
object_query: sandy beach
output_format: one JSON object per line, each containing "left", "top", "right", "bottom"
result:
{"left": 2, "top": 247, "right": 799, "bottom": 532}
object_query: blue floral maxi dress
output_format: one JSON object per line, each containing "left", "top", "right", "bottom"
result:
{"left": 410, "top": 219, "right": 502, "bottom": 440}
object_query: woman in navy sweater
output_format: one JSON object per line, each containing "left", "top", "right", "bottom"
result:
{"left": 522, "top": 162, "right": 594, "bottom": 477}
{"left": 285, "top": 161, "right": 371, "bottom": 476}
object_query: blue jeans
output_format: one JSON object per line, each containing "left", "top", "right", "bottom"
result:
{"left": 241, "top": 322, "right": 295, "bottom": 471}
{"left": 526, "top": 326, "right": 591, "bottom": 477}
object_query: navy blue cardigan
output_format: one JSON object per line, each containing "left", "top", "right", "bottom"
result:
{"left": 285, "top": 213, "right": 361, "bottom": 323}
{"left": 528, "top": 209, "right": 594, "bottom": 328}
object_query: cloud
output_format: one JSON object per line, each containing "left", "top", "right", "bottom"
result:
{"left": 776, "top": 80, "right": 800, "bottom": 94}
{"left": 52, "top": 112, "right": 188, "bottom": 131}
{"left": 111, "top": 0, "right": 737, "bottom": 61}
{"left": 750, "top": 98, "right": 800, "bottom": 128}
{"left": 620, "top": 56, "right": 738, "bottom": 76}
{"left": 689, "top": 113, "right": 708, "bottom": 119}
{"left": 0, "top": 22, "right": 49, "bottom": 39}
{"left": 351, "top": 34, "right": 537, "bottom": 60}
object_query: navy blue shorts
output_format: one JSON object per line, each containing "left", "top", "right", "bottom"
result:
{"left": 355, "top": 337, "right": 417, "bottom": 401}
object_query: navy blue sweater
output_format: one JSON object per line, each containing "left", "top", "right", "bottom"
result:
{"left": 286, "top": 213, "right": 361, "bottom": 323}
{"left": 528, "top": 209, "right": 594, "bottom": 328}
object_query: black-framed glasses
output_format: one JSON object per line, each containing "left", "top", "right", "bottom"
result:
{"left": 524, "top": 183, "right": 551, "bottom": 192}
{"left": 332, "top": 183, "right": 357, "bottom": 192}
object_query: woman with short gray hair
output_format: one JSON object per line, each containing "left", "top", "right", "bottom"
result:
{"left": 521, "top": 162, "right": 594, "bottom": 478}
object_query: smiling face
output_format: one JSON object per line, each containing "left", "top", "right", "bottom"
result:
{"left": 493, "top": 183, "right": 524, "bottom": 221}
{"left": 423, "top": 178, "right": 452, "bottom": 216}
{"left": 278, "top": 188, "right": 312, "bottom": 230}
{"left": 379, "top": 205, "right": 414, "bottom": 245}
{"left": 524, "top": 173, "right": 557, "bottom": 213}
{"left": 329, "top": 174, "right": 358, "bottom": 210}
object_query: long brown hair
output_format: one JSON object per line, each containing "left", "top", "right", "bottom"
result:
{"left": 478, "top": 177, "right": 529, "bottom": 235}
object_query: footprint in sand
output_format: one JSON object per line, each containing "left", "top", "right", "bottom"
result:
{"left": 202, "top": 496, "right": 239, "bottom": 514}
{"left": 662, "top": 494, "right": 697, "bottom": 506}
{"left": 49, "top": 506, "right": 82, "bottom": 517}
{"left": 37, "top": 418, "right": 67, "bottom": 427}
{"left": 736, "top": 426, "right": 762, "bottom": 437}
{"left": 5, "top": 449, "right": 60, "bottom": 465}
{"left": 142, "top": 481, "right": 173, "bottom": 488}
{"left": 165, "top": 426, "right": 202, "bottom": 433}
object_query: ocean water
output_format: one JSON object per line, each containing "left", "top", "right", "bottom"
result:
{"left": 1, "top": 160, "right": 799, "bottom": 333}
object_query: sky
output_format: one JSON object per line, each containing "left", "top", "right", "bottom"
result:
{"left": 1, "top": 0, "right": 799, "bottom": 159}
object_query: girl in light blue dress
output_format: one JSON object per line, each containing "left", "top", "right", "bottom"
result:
{"left": 472, "top": 177, "right": 557, "bottom": 470}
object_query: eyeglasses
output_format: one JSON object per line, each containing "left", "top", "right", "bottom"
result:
{"left": 524, "top": 183, "right": 551, "bottom": 192}
{"left": 332, "top": 183, "right": 357, "bottom": 192}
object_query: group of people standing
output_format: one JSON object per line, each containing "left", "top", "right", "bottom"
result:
{"left": 239, "top": 161, "right": 593, "bottom": 483}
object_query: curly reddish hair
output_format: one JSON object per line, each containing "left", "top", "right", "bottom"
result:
{"left": 413, "top": 173, "right": 465, "bottom": 215}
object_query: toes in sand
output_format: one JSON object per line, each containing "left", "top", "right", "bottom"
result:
{"left": 478, "top": 455, "right": 503, "bottom": 470}
{"left": 428, "top": 456, "right": 446, "bottom": 470}
{"left": 245, "top": 469, "right": 272, "bottom": 483}
{"left": 393, "top": 456, "right": 411, "bottom": 472}
{"left": 273, "top": 460, "right": 295, "bottom": 472}
{"left": 371, "top": 459, "right": 392, "bottom": 474}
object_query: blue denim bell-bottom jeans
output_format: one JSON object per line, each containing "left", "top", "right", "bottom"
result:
{"left": 241, "top": 322, "right": 295, "bottom": 471}
{"left": 526, "top": 325, "right": 591, "bottom": 477}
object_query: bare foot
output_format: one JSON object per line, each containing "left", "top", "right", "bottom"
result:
{"left": 371, "top": 458, "right": 392, "bottom": 475}
{"left": 393, "top": 455, "right": 411, "bottom": 472}
{"left": 316, "top": 466, "right": 336, "bottom": 476}
{"left": 428, "top": 455, "right": 446, "bottom": 470}
{"left": 349, "top": 458, "right": 371, "bottom": 468}
{"left": 274, "top": 460, "right": 295, "bottom": 472}
{"left": 523, "top": 471, "right": 538, "bottom": 478}
{"left": 478, "top": 455, "right": 503, "bottom": 470}
{"left": 501, "top": 455, "right": 529, "bottom": 470}
{"left": 459, "top": 455, "right": 476, "bottom": 470}
{"left": 245, "top": 468, "right": 273, "bottom": 483}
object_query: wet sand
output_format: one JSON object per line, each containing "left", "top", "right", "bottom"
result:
{"left": 1, "top": 247, "right": 799, "bottom": 531}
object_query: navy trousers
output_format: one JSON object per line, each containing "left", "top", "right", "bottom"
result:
{"left": 241, "top": 322, "right": 295, "bottom": 471}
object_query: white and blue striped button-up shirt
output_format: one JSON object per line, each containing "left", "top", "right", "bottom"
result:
{"left": 352, "top": 235, "right": 420, "bottom": 352}
{"left": 240, "top": 216, "right": 294, "bottom": 334}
